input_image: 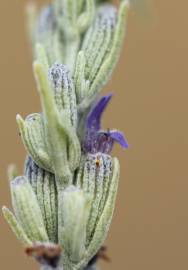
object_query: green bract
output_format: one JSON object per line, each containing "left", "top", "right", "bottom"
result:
{"left": 3, "top": 0, "right": 129, "bottom": 269}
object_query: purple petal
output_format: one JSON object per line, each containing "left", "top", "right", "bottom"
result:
{"left": 83, "top": 129, "right": 99, "bottom": 154}
{"left": 87, "top": 94, "right": 112, "bottom": 131}
{"left": 97, "top": 132, "right": 114, "bottom": 154}
{"left": 107, "top": 130, "right": 129, "bottom": 149}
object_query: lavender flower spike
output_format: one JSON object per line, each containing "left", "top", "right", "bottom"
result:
{"left": 3, "top": 1, "right": 130, "bottom": 269}
{"left": 84, "top": 94, "right": 128, "bottom": 154}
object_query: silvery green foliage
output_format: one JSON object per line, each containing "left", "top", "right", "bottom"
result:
{"left": 3, "top": 0, "right": 129, "bottom": 270}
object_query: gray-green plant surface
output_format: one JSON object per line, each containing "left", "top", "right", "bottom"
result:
{"left": 2, "top": 0, "right": 129, "bottom": 269}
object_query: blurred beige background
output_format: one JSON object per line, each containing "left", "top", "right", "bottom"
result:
{"left": 0, "top": 0, "right": 188, "bottom": 269}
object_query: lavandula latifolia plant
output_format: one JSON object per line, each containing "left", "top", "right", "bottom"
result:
{"left": 3, "top": 0, "right": 129, "bottom": 269}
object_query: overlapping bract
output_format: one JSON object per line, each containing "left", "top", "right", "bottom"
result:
{"left": 3, "top": 153, "right": 120, "bottom": 270}
{"left": 29, "top": 0, "right": 129, "bottom": 103}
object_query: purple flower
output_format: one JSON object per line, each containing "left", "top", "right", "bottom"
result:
{"left": 83, "top": 94, "right": 128, "bottom": 154}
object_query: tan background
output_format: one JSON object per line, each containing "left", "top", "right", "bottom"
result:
{"left": 0, "top": 0, "right": 188, "bottom": 269}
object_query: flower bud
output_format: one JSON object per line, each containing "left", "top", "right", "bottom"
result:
{"left": 48, "top": 63, "right": 77, "bottom": 128}
{"left": 73, "top": 153, "right": 120, "bottom": 269}
{"left": 86, "top": 157, "right": 119, "bottom": 264}
{"left": 79, "top": 1, "right": 129, "bottom": 100}
{"left": 10, "top": 176, "right": 49, "bottom": 242}
{"left": 34, "top": 61, "right": 81, "bottom": 180}
{"left": 17, "top": 60, "right": 81, "bottom": 187}
{"left": 55, "top": 0, "right": 95, "bottom": 37}
{"left": 82, "top": 4, "right": 118, "bottom": 80}
{"left": 59, "top": 186, "right": 91, "bottom": 263}
{"left": 35, "top": 5, "right": 63, "bottom": 65}
{"left": 75, "top": 153, "right": 113, "bottom": 242}
{"left": 16, "top": 113, "right": 52, "bottom": 173}
{"left": 25, "top": 157, "right": 58, "bottom": 243}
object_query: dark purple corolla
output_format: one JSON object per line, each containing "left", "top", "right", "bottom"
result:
{"left": 83, "top": 94, "right": 128, "bottom": 154}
